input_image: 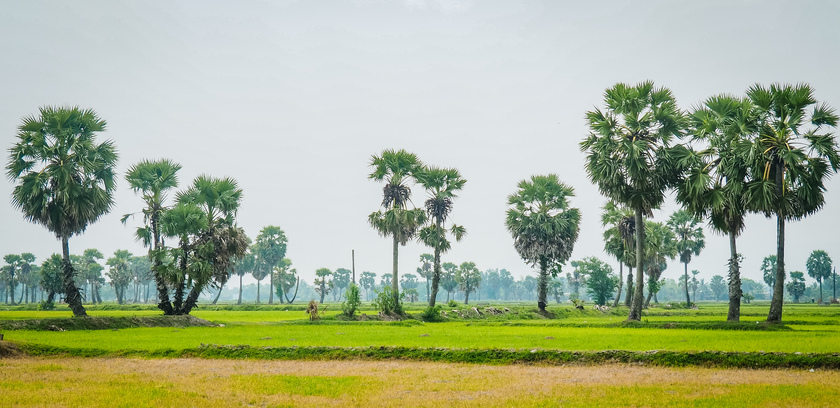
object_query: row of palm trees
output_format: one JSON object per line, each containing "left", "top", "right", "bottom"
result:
{"left": 581, "top": 81, "right": 839, "bottom": 323}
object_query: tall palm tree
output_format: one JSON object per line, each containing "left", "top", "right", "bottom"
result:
{"left": 7, "top": 106, "right": 118, "bottom": 317}
{"left": 416, "top": 166, "right": 466, "bottom": 308}
{"left": 124, "top": 159, "right": 182, "bottom": 314}
{"left": 806, "top": 250, "right": 832, "bottom": 304}
{"left": 505, "top": 174, "right": 580, "bottom": 312}
{"left": 580, "top": 81, "right": 687, "bottom": 321}
{"left": 667, "top": 210, "right": 705, "bottom": 307}
{"left": 743, "top": 83, "right": 840, "bottom": 323}
{"left": 417, "top": 253, "right": 434, "bottom": 302}
{"left": 106, "top": 250, "right": 133, "bottom": 305}
{"left": 679, "top": 94, "right": 757, "bottom": 321}
{"left": 601, "top": 201, "right": 635, "bottom": 308}
{"left": 252, "top": 226, "right": 288, "bottom": 304}
{"left": 368, "top": 149, "right": 427, "bottom": 309}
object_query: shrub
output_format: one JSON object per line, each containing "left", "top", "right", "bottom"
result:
{"left": 419, "top": 305, "right": 445, "bottom": 322}
{"left": 447, "top": 300, "right": 459, "bottom": 308}
{"left": 341, "top": 284, "right": 361, "bottom": 318}
{"left": 372, "top": 286, "right": 403, "bottom": 315}
{"left": 38, "top": 300, "right": 55, "bottom": 311}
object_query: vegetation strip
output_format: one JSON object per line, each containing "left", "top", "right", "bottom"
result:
{"left": 0, "top": 315, "right": 216, "bottom": 331}
{"left": 8, "top": 342, "right": 839, "bottom": 369}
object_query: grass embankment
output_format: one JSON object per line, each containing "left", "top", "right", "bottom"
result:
{"left": 1, "top": 357, "right": 838, "bottom": 407}
{"left": 0, "top": 315, "right": 215, "bottom": 331}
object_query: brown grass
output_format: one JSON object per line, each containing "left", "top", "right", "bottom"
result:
{"left": 1, "top": 357, "right": 837, "bottom": 407}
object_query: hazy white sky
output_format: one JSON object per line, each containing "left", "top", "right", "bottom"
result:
{"left": 2, "top": 0, "right": 839, "bottom": 289}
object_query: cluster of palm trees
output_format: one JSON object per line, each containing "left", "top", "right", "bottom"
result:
{"left": 581, "top": 81, "right": 839, "bottom": 322}
{"left": 368, "top": 149, "right": 466, "bottom": 311}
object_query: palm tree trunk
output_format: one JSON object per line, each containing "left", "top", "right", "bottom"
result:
{"left": 212, "top": 284, "right": 223, "bottom": 304}
{"left": 392, "top": 235, "right": 400, "bottom": 310}
{"left": 61, "top": 236, "right": 87, "bottom": 317}
{"left": 767, "top": 214, "right": 786, "bottom": 322}
{"left": 268, "top": 272, "right": 274, "bottom": 304}
{"left": 429, "top": 248, "right": 441, "bottom": 308}
{"left": 256, "top": 280, "right": 261, "bottom": 303}
{"left": 284, "top": 277, "right": 299, "bottom": 304}
{"left": 151, "top": 215, "right": 174, "bottom": 315}
{"left": 625, "top": 266, "right": 633, "bottom": 307}
{"left": 818, "top": 278, "right": 823, "bottom": 304}
{"left": 537, "top": 258, "right": 549, "bottom": 312}
{"left": 683, "top": 261, "right": 691, "bottom": 306}
{"left": 319, "top": 281, "right": 325, "bottom": 303}
{"left": 612, "top": 263, "right": 623, "bottom": 308}
{"left": 628, "top": 209, "right": 645, "bottom": 321}
{"left": 237, "top": 274, "right": 243, "bottom": 305}
{"left": 727, "top": 228, "right": 741, "bottom": 322}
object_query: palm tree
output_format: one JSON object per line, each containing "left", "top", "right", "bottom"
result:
{"left": 601, "top": 201, "right": 635, "bottom": 308}
{"left": 368, "top": 149, "right": 427, "bottom": 310}
{"left": 233, "top": 249, "right": 255, "bottom": 305}
{"left": 252, "top": 226, "right": 288, "bottom": 304}
{"left": 667, "top": 210, "right": 705, "bottom": 307}
{"left": 7, "top": 106, "right": 118, "bottom": 317}
{"left": 106, "top": 250, "right": 133, "bottom": 305}
{"left": 806, "top": 250, "right": 832, "bottom": 304}
{"left": 2, "top": 255, "right": 21, "bottom": 305}
{"left": 80, "top": 249, "right": 105, "bottom": 304}
{"left": 417, "top": 253, "right": 434, "bottom": 302}
{"left": 505, "top": 174, "right": 581, "bottom": 312}
{"left": 159, "top": 202, "right": 207, "bottom": 313}
{"left": 679, "top": 94, "right": 757, "bottom": 321}
{"left": 743, "top": 83, "right": 840, "bottom": 323}
{"left": 416, "top": 166, "right": 467, "bottom": 308}
{"left": 641, "top": 221, "right": 677, "bottom": 307}
{"left": 455, "top": 261, "right": 481, "bottom": 304}
{"left": 580, "top": 81, "right": 687, "bottom": 321}
{"left": 124, "top": 159, "right": 182, "bottom": 314}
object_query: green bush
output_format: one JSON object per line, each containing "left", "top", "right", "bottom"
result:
{"left": 372, "top": 286, "right": 403, "bottom": 315}
{"left": 419, "top": 305, "right": 445, "bottom": 322}
{"left": 38, "top": 300, "right": 56, "bottom": 311}
{"left": 342, "top": 284, "right": 362, "bottom": 318}
{"left": 447, "top": 300, "right": 459, "bottom": 308}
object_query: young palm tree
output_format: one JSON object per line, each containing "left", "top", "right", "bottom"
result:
{"left": 252, "top": 226, "right": 288, "bottom": 304}
{"left": 159, "top": 202, "right": 207, "bottom": 313}
{"left": 7, "top": 106, "right": 118, "bottom": 317}
{"left": 641, "top": 221, "right": 677, "bottom": 307}
{"left": 743, "top": 83, "right": 840, "bottom": 323}
{"left": 806, "top": 250, "right": 832, "bottom": 304}
{"left": 124, "top": 159, "right": 182, "bottom": 314}
{"left": 601, "top": 201, "right": 635, "bottom": 308}
{"left": 667, "top": 210, "right": 705, "bottom": 307}
{"left": 505, "top": 174, "right": 580, "bottom": 312}
{"left": 416, "top": 166, "right": 466, "bottom": 308}
{"left": 679, "top": 94, "right": 757, "bottom": 321}
{"left": 580, "top": 81, "right": 687, "bottom": 321}
{"left": 368, "top": 149, "right": 427, "bottom": 309}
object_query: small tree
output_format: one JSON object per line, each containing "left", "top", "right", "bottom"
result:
{"left": 341, "top": 283, "right": 361, "bottom": 318}
{"left": 786, "top": 271, "right": 806, "bottom": 303}
{"left": 359, "top": 271, "right": 376, "bottom": 300}
{"left": 709, "top": 275, "right": 727, "bottom": 301}
{"left": 580, "top": 257, "right": 619, "bottom": 306}
{"left": 314, "top": 268, "right": 332, "bottom": 304}
{"left": 455, "top": 262, "right": 481, "bottom": 304}
{"left": 806, "top": 250, "right": 832, "bottom": 303}
{"left": 761, "top": 255, "right": 777, "bottom": 293}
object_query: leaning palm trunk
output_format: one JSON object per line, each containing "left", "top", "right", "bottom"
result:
{"left": 212, "top": 284, "right": 223, "bottom": 304}
{"left": 152, "top": 217, "right": 175, "bottom": 315}
{"left": 61, "top": 236, "right": 87, "bottom": 317}
{"left": 628, "top": 209, "right": 645, "bottom": 321}
{"left": 727, "top": 228, "right": 741, "bottom": 321}
{"left": 768, "top": 163, "right": 786, "bottom": 323}
{"left": 612, "top": 263, "right": 623, "bottom": 308}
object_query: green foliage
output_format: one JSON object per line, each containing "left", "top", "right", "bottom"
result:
{"left": 446, "top": 299, "right": 459, "bottom": 308}
{"left": 38, "top": 300, "right": 55, "bottom": 311}
{"left": 709, "top": 275, "right": 727, "bottom": 301}
{"left": 577, "top": 257, "right": 618, "bottom": 305}
{"left": 761, "top": 255, "right": 777, "bottom": 290}
{"left": 341, "top": 283, "right": 361, "bottom": 318}
{"left": 419, "top": 305, "right": 445, "bottom": 322}
{"left": 372, "top": 286, "right": 402, "bottom": 315}
{"left": 786, "top": 272, "right": 806, "bottom": 303}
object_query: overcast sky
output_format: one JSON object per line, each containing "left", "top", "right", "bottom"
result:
{"left": 2, "top": 0, "right": 839, "bottom": 291}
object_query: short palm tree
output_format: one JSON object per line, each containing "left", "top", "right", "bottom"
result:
{"left": 416, "top": 166, "right": 466, "bottom": 307}
{"left": 7, "top": 106, "right": 117, "bottom": 317}
{"left": 124, "top": 158, "right": 182, "bottom": 314}
{"left": 743, "top": 83, "right": 839, "bottom": 323}
{"left": 580, "top": 81, "right": 687, "bottom": 321}
{"left": 368, "top": 149, "right": 427, "bottom": 309}
{"left": 806, "top": 250, "right": 832, "bottom": 304}
{"left": 505, "top": 174, "right": 580, "bottom": 312}
{"left": 667, "top": 210, "right": 705, "bottom": 307}
{"left": 679, "top": 94, "right": 757, "bottom": 321}
{"left": 641, "top": 221, "right": 677, "bottom": 307}
{"left": 252, "top": 226, "right": 288, "bottom": 304}
{"left": 159, "top": 202, "right": 207, "bottom": 313}
{"left": 601, "top": 201, "right": 635, "bottom": 308}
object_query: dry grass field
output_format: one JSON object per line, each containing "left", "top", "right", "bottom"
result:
{"left": 1, "top": 357, "right": 838, "bottom": 407}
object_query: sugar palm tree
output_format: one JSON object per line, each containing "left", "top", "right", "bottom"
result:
{"left": 667, "top": 210, "right": 705, "bottom": 307}
{"left": 252, "top": 226, "right": 288, "bottom": 304}
{"left": 642, "top": 221, "right": 677, "bottom": 307}
{"left": 159, "top": 202, "right": 207, "bottom": 313}
{"left": 601, "top": 201, "right": 635, "bottom": 308}
{"left": 368, "top": 149, "right": 427, "bottom": 309}
{"left": 679, "top": 94, "right": 758, "bottom": 321}
{"left": 7, "top": 106, "right": 118, "bottom": 317}
{"left": 416, "top": 166, "right": 466, "bottom": 307}
{"left": 580, "top": 81, "right": 687, "bottom": 321}
{"left": 124, "top": 158, "right": 182, "bottom": 314}
{"left": 743, "top": 83, "right": 840, "bottom": 323}
{"left": 505, "top": 174, "right": 580, "bottom": 312}
{"left": 806, "top": 250, "right": 832, "bottom": 304}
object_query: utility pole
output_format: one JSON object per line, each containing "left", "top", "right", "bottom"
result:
{"left": 352, "top": 249, "right": 356, "bottom": 285}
